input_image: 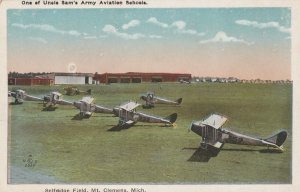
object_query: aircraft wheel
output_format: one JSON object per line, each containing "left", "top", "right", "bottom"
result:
{"left": 200, "top": 142, "right": 208, "bottom": 149}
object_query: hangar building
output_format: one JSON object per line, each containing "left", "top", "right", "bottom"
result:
{"left": 94, "top": 72, "right": 192, "bottom": 84}
{"left": 34, "top": 73, "right": 94, "bottom": 85}
{"left": 53, "top": 73, "right": 94, "bottom": 85}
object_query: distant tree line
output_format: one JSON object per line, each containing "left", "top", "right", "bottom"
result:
{"left": 8, "top": 72, "right": 52, "bottom": 78}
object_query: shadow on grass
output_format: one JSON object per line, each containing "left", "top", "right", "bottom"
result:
{"left": 183, "top": 146, "right": 282, "bottom": 163}
{"left": 222, "top": 148, "right": 283, "bottom": 153}
{"left": 258, "top": 149, "right": 284, "bottom": 154}
{"left": 106, "top": 124, "right": 168, "bottom": 129}
{"left": 183, "top": 147, "right": 220, "bottom": 162}
{"left": 71, "top": 114, "right": 89, "bottom": 121}
{"left": 106, "top": 122, "right": 164, "bottom": 131}
{"left": 96, "top": 115, "right": 116, "bottom": 118}
{"left": 156, "top": 104, "right": 181, "bottom": 107}
{"left": 41, "top": 107, "right": 57, "bottom": 111}
{"left": 9, "top": 102, "right": 22, "bottom": 105}
{"left": 141, "top": 104, "right": 181, "bottom": 109}
{"left": 107, "top": 124, "right": 134, "bottom": 131}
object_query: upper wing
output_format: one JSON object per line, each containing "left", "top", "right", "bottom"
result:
{"left": 201, "top": 113, "right": 227, "bottom": 129}
{"left": 80, "top": 96, "right": 94, "bottom": 104}
{"left": 119, "top": 101, "right": 140, "bottom": 111}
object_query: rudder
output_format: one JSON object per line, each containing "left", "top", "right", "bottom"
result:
{"left": 264, "top": 130, "right": 287, "bottom": 147}
{"left": 176, "top": 98, "right": 183, "bottom": 105}
{"left": 165, "top": 113, "right": 178, "bottom": 123}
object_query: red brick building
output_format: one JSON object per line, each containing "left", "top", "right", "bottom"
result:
{"left": 94, "top": 72, "right": 192, "bottom": 84}
{"left": 8, "top": 78, "right": 54, "bottom": 86}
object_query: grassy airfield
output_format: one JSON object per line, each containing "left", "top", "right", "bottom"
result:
{"left": 8, "top": 82, "right": 292, "bottom": 184}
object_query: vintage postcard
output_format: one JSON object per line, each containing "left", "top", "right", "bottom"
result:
{"left": 0, "top": 0, "right": 299, "bottom": 192}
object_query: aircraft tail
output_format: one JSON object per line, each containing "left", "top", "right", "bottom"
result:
{"left": 87, "top": 89, "right": 92, "bottom": 95}
{"left": 176, "top": 98, "right": 183, "bottom": 105}
{"left": 164, "top": 113, "right": 177, "bottom": 123}
{"left": 264, "top": 130, "right": 287, "bottom": 147}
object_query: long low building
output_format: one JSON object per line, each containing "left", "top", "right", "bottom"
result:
{"left": 35, "top": 72, "right": 94, "bottom": 85}
{"left": 94, "top": 72, "right": 192, "bottom": 84}
{"left": 53, "top": 73, "right": 94, "bottom": 85}
{"left": 8, "top": 78, "right": 54, "bottom": 86}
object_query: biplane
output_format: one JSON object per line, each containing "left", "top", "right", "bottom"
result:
{"left": 111, "top": 101, "right": 177, "bottom": 130}
{"left": 179, "top": 79, "right": 191, "bottom": 84}
{"left": 189, "top": 113, "right": 287, "bottom": 158}
{"left": 9, "top": 89, "right": 44, "bottom": 104}
{"left": 43, "top": 92, "right": 73, "bottom": 109}
{"left": 63, "top": 86, "right": 91, "bottom": 96}
{"left": 73, "top": 96, "right": 113, "bottom": 118}
{"left": 140, "top": 92, "right": 182, "bottom": 108}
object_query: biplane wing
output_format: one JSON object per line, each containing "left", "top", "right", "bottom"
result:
{"left": 81, "top": 96, "right": 94, "bottom": 104}
{"left": 201, "top": 113, "right": 227, "bottom": 129}
{"left": 119, "top": 101, "right": 140, "bottom": 111}
{"left": 73, "top": 97, "right": 93, "bottom": 109}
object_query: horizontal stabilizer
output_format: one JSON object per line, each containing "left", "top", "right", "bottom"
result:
{"left": 212, "top": 141, "right": 223, "bottom": 149}
{"left": 164, "top": 113, "right": 177, "bottom": 123}
{"left": 264, "top": 130, "right": 287, "bottom": 147}
{"left": 126, "top": 120, "right": 135, "bottom": 125}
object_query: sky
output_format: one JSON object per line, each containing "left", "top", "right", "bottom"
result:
{"left": 7, "top": 8, "right": 291, "bottom": 80}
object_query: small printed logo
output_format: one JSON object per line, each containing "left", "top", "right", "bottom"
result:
{"left": 22, "top": 154, "right": 37, "bottom": 168}
{"left": 68, "top": 62, "right": 77, "bottom": 73}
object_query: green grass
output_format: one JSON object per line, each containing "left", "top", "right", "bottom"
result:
{"left": 8, "top": 83, "right": 292, "bottom": 183}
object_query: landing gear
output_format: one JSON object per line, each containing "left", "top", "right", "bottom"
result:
{"left": 142, "top": 103, "right": 154, "bottom": 109}
{"left": 200, "top": 140, "right": 208, "bottom": 150}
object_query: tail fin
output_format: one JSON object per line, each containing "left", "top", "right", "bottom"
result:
{"left": 164, "top": 113, "right": 178, "bottom": 123}
{"left": 87, "top": 89, "right": 92, "bottom": 95}
{"left": 176, "top": 98, "right": 183, "bottom": 105}
{"left": 264, "top": 130, "right": 287, "bottom": 147}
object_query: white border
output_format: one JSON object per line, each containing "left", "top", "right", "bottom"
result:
{"left": 1, "top": 0, "right": 299, "bottom": 192}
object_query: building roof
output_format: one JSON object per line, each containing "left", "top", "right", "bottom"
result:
{"left": 54, "top": 72, "right": 94, "bottom": 77}
{"left": 97, "top": 72, "right": 192, "bottom": 76}
{"left": 36, "top": 73, "right": 94, "bottom": 79}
